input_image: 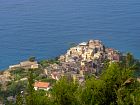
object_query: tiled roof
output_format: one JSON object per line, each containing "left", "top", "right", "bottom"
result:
{"left": 34, "top": 82, "right": 50, "bottom": 88}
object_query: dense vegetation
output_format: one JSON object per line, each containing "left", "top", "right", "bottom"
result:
{"left": 0, "top": 53, "right": 140, "bottom": 105}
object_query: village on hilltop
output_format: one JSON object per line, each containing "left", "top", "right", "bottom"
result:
{"left": 45, "top": 39, "right": 121, "bottom": 84}
{"left": 0, "top": 39, "right": 121, "bottom": 94}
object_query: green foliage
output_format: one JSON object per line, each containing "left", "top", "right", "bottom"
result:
{"left": 10, "top": 68, "right": 25, "bottom": 74}
{"left": 32, "top": 68, "right": 45, "bottom": 80}
{"left": 41, "top": 78, "right": 56, "bottom": 85}
{"left": 27, "top": 69, "right": 34, "bottom": 94}
{"left": 48, "top": 59, "right": 60, "bottom": 64}
{"left": 78, "top": 62, "right": 140, "bottom": 105}
{"left": 29, "top": 56, "right": 36, "bottom": 62}
{"left": 39, "top": 58, "right": 60, "bottom": 68}
{"left": 4, "top": 62, "right": 140, "bottom": 105}
{"left": 25, "top": 69, "right": 35, "bottom": 105}
{"left": 25, "top": 91, "right": 50, "bottom": 105}
{"left": 79, "top": 77, "right": 105, "bottom": 105}
{"left": 126, "top": 53, "right": 134, "bottom": 68}
{"left": 6, "top": 81, "right": 27, "bottom": 97}
{"left": 15, "top": 93, "right": 23, "bottom": 105}
{"left": 51, "top": 77, "right": 79, "bottom": 105}
{"left": 1, "top": 54, "right": 140, "bottom": 105}
{"left": 39, "top": 60, "right": 50, "bottom": 68}
{"left": 10, "top": 68, "right": 27, "bottom": 81}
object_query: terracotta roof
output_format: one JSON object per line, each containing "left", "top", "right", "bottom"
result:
{"left": 34, "top": 82, "right": 50, "bottom": 88}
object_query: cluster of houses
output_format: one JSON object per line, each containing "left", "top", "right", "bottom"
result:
{"left": 42, "top": 39, "right": 121, "bottom": 88}
{"left": 60, "top": 40, "right": 120, "bottom": 73}
{"left": 5, "top": 40, "right": 121, "bottom": 92}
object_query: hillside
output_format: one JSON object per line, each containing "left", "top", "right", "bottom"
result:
{"left": 0, "top": 40, "right": 140, "bottom": 105}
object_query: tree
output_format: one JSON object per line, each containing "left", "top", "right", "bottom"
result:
{"left": 116, "top": 78, "right": 140, "bottom": 105}
{"left": 126, "top": 53, "right": 134, "bottom": 68}
{"left": 39, "top": 60, "right": 49, "bottom": 68}
{"left": 26, "top": 69, "right": 34, "bottom": 105}
{"left": 29, "top": 56, "right": 36, "bottom": 62}
{"left": 79, "top": 62, "right": 138, "bottom": 105}
{"left": 51, "top": 77, "right": 79, "bottom": 105}
{"left": 79, "top": 77, "right": 105, "bottom": 105}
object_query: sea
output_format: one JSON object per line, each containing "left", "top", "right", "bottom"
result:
{"left": 0, "top": 0, "right": 140, "bottom": 70}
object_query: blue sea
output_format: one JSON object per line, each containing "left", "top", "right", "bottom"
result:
{"left": 0, "top": 0, "right": 140, "bottom": 70}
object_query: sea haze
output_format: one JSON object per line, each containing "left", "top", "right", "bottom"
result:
{"left": 0, "top": 0, "right": 140, "bottom": 70}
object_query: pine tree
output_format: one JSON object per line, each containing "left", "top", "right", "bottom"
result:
{"left": 26, "top": 69, "right": 35, "bottom": 105}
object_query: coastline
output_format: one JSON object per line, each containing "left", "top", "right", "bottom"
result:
{"left": 0, "top": 39, "right": 122, "bottom": 83}
{"left": 0, "top": 39, "right": 140, "bottom": 104}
